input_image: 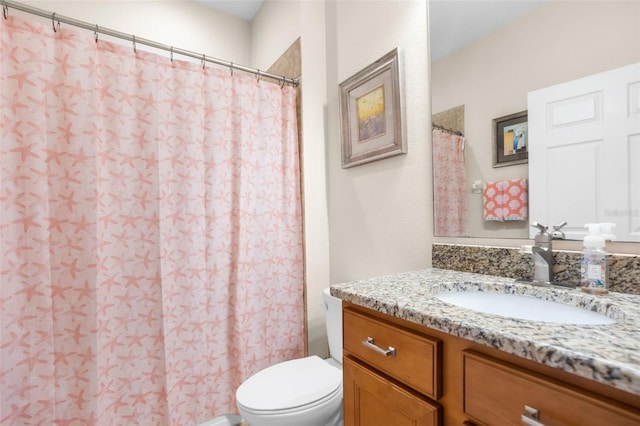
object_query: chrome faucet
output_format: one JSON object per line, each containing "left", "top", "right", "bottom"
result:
{"left": 530, "top": 221, "right": 567, "bottom": 283}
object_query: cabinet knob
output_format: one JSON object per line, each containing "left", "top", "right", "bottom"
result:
{"left": 362, "top": 337, "right": 396, "bottom": 357}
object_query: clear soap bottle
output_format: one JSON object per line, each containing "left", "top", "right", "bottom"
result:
{"left": 580, "top": 223, "right": 608, "bottom": 294}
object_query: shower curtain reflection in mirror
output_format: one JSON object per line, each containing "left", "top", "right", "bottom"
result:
{"left": 433, "top": 128, "right": 467, "bottom": 237}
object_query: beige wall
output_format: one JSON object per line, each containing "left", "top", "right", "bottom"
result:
{"left": 432, "top": 0, "right": 640, "bottom": 241}
{"left": 251, "top": 0, "right": 300, "bottom": 70}
{"left": 296, "top": 0, "right": 332, "bottom": 358}
{"left": 326, "top": 0, "right": 431, "bottom": 285}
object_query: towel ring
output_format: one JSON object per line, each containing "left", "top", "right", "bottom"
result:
{"left": 3, "top": 5, "right": 8, "bottom": 20}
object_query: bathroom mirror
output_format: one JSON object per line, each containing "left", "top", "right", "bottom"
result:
{"left": 430, "top": 0, "right": 640, "bottom": 241}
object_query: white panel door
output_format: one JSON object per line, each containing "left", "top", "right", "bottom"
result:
{"left": 528, "top": 62, "right": 640, "bottom": 242}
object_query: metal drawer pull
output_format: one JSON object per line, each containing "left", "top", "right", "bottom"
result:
{"left": 362, "top": 337, "right": 396, "bottom": 357}
{"left": 521, "top": 405, "right": 545, "bottom": 426}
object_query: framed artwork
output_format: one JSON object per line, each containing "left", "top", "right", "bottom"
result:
{"left": 339, "top": 48, "right": 406, "bottom": 168}
{"left": 493, "top": 110, "right": 528, "bottom": 167}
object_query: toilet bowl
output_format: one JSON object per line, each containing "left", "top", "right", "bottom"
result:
{"left": 235, "top": 288, "right": 343, "bottom": 426}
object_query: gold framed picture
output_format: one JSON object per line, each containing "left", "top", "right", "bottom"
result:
{"left": 339, "top": 48, "right": 406, "bottom": 168}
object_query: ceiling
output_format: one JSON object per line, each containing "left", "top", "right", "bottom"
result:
{"left": 196, "top": 0, "right": 264, "bottom": 21}
{"left": 428, "top": 0, "right": 545, "bottom": 61}
{"left": 197, "top": 0, "right": 546, "bottom": 61}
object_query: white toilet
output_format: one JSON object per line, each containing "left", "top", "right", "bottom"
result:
{"left": 235, "top": 288, "right": 343, "bottom": 426}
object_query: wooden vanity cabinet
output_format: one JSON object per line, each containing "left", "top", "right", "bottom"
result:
{"left": 342, "top": 302, "right": 640, "bottom": 426}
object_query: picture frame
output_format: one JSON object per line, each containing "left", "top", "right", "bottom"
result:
{"left": 339, "top": 48, "right": 406, "bottom": 168}
{"left": 492, "top": 110, "right": 528, "bottom": 167}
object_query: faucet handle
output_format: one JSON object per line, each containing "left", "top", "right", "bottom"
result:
{"left": 531, "top": 222, "right": 548, "bottom": 234}
{"left": 551, "top": 221, "right": 567, "bottom": 240}
{"left": 553, "top": 221, "right": 567, "bottom": 230}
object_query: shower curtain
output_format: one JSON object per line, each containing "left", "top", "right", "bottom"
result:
{"left": 0, "top": 14, "right": 304, "bottom": 426}
{"left": 432, "top": 128, "right": 467, "bottom": 236}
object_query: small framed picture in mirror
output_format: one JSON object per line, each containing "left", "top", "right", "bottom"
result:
{"left": 339, "top": 48, "right": 406, "bottom": 168}
{"left": 493, "top": 110, "right": 528, "bottom": 167}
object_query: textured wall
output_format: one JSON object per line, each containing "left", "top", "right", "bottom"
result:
{"left": 327, "top": 0, "right": 431, "bottom": 284}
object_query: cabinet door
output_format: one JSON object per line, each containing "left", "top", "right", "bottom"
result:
{"left": 343, "top": 357, "right": 441, "bottom": 426}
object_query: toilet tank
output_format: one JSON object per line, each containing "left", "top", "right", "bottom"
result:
{"left": 322, "top": 288, "right": 343, "bottom": 363}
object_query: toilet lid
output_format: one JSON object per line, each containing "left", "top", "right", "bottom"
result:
{"left": 236, "top": 355, "right": 342, "bottom": 412}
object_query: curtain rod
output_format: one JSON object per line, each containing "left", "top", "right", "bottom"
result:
{"left": 0, "top": 0, "right": 299, "bottom": 87}
{"left": 432, "top": 123, "right": 464, "bottom": 137}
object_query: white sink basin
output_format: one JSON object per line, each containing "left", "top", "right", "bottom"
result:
{"left": 434, "top": 291, "right": 615, "bottom": 325}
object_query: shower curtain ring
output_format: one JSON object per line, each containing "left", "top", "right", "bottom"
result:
{"left": 170, "top": 46, "right": 174, "bottom": 62}
{"left": 280, "top": 79, "right": 286, "bottom": 89}
{"left": 230, "top": 63, "right": 234, "bottom": 77}
{"left": 256, "top": 70, "right": 261, "bottom": 85}
{"left": 2, "top": 5, "right": 8, "bottom": 20}
{"left": 132, "top": 35, "right": 136, "bottom": 53}
{"left": 94, "top": 25, "right": 99, "bottom": 43}
{"left": 52, "top": 12, "right": 59, "bottom": 32}
{"left": 202, "top": 54, "right": 206, "bottom": 70}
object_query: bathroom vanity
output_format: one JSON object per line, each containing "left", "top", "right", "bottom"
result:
{"left": 332, "top": 269, "right": 640, "bottom": 425}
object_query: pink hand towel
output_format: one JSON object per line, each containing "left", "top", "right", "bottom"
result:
{"left": 483, "top": 181, "right": 505, "bottom": 222}
{"left": 503, "top": 178, "right": 528, "bottom": 221}
{"left": 483, "top": 178, "right": 528, "bottom": 221}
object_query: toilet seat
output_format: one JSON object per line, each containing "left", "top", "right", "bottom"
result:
{"left": 238, "top": 384, "right": 342, "bottom": 418}
{"left": 236, "top": 355, "right": 342, "bottom": 414}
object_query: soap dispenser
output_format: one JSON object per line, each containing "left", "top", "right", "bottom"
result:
{"left": 580, "top": 223, "right": 608, "bottom": 294}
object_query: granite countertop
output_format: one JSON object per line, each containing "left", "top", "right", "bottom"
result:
{"left": 330, "top": 268, "right": 640, "bottom": 397}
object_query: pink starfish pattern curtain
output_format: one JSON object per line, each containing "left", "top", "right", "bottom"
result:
{"left": 0, "top": 14, "right": 304, "bottom": 425}
{"left": 432, "top": 128, "right": 467, "bottom": 236}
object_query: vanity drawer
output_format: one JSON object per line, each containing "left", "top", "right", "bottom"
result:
{"left": 343, "top": 308, "right": 441, "bottom": 399}
{"left": 463, "top": 350, "right": 640, "bottom": 426}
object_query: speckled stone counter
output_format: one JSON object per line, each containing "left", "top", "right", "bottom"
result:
{"left": 331, "top": 268, "right": 640, "bottom": 396}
